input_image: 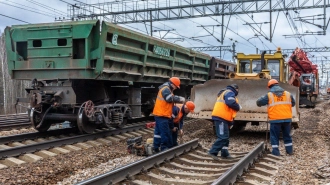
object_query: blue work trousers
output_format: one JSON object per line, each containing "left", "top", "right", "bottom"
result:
{"left": 153, "top": 116, "right": 172, "bottom": 152}
{"left": 270, "top": 122, "right": 293, "bottom": 156}
{"left": 208, "top": 120, "right": 230, "bottom": 157}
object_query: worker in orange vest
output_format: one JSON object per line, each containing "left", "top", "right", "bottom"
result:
{"left": 208, "top": 84, "right": 242, "bottom": 161}
{"left": 169, "top": 101, "right": 195, "bottom": 147}
{"left": 256, "top": 79, "right": 296, "bottom": 156}
{"left": 152, "top": 77, "right": 185, "bottom": 152}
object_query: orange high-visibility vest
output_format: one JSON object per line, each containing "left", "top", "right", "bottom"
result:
{"left": 173, "top": 104, "right": 183, "bottom": 124}
{"left": 211, "top": 90, "right": 238, "bottom": 121}
{"left": 267, "top": 91, "right": 292, "bottom": 120}
{"left": 152, "top": 86, "right": 173, "bottom": 118}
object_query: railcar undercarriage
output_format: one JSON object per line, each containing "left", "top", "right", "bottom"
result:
{"left": 20, "top": 79, "right": 160, "bottom": 133}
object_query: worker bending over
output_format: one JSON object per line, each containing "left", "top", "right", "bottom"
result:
{"left": 169, "top": 101, "right": 195, "bottom": 147}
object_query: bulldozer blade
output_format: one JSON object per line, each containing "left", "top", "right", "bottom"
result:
{"left": 189, "top": 79, "right": 299, "bottom": 123}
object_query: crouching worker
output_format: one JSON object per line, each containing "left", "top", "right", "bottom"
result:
{"left": 169, "top": 101, "right": 195, "bottom": 147}
{"left": 152, "top": 77, "right": 185, "bottom": 152}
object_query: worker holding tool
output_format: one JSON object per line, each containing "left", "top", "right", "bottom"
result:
{"left": 169, "top": 101, "right": 195, "bottom": 147}
{"left": 256, "top": 79, "right": 295, "bottom": 156}
{"left": 152, "top": 77, "right": 185, "bottom": 152}
{"left": 208, "top": 84, "right": 242, "bottom": 161}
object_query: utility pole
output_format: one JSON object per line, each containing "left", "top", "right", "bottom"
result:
{"left": 232, "top": 42, "right": 236, "bottom": 63}
{"left": 221, "top": 4, "right": 224, "bottom": 44}
{"left": 269, "top": 0, "right": 272, "bottom": 42}
{"left": 322, "top": 60, "right": 324, "bottom": 79}
{"left": 150, "top": 11, "right": 153, "bottom": 36}
{"left": 327, "top": 71, "right": 329, "bottom": 90}
{"left": 324, "top": 0, "right": 327, "bottom": 34}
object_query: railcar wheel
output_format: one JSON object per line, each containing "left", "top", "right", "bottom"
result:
{"left": 77, "top": 105, "right": 97, "bottom": 134}
{"left": 116, "top": 118, "right": 127, "bottom": 129}
{"left": 84, "top": 100, "right": 94, "bottom": 117}
{"left": 30, "top": 108, "right": 51, "bottom": 132}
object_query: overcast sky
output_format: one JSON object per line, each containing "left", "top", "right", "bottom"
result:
{"left": 1, "top": 0, "right": 330, "bottom": 66}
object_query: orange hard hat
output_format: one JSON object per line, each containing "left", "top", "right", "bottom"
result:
{"left": 268, "top": 79, "right": 279, "bottom": 88}
{"left": 169, "top": 77, "right": 180, "bottom": 89}
{"left": 185, "top": 101, "right": 195, "bottom": 113}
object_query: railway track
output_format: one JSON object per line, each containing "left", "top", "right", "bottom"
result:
{"left": 0, "top": 118, "right": 155, "bottom": 169}
{"left": 0, "top": 113, "right": 30, "bottom": 130}
{"left": 76, "top": 139, "right": 281, "bottom": 185}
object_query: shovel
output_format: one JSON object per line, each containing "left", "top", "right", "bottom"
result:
{"left": 265, "top": 118, "right": 270, "bottom": 152}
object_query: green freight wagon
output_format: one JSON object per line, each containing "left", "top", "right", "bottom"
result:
{"left": 5, "top": 20, "right": 211, "bottom": 133}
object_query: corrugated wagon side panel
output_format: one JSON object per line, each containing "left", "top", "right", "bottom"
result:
{"left": 99, "top": 21, "right": 210, "bottom": 85}
{"left": 4, "top": 20, "right": 100, "bottom": 80}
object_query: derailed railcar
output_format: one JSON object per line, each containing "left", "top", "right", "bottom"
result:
{"left": 5, "top": 20, "right": 213, "bottom": 133}
{"left": 209, "top": 57, "right": 236, "bottom": 79}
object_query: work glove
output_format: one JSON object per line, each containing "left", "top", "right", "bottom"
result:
{"left": 172, "top": 127, "right": 178, "bottom": 132}
{"left": 179, "top": 96, "right": 185, "bottom": 103}
{"left": 239, "top": 104, "right": 243, "bottom": 110}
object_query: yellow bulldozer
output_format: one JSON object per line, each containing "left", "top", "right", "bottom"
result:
{"left": 190, "top": 48, "right": 300, "bottom": 131}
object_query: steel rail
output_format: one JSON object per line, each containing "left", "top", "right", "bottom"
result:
{"left": 0, "top": 122, "right": 150, "bottom": 159}
{"left": 0, "top": 113, "right": 28, "bottom": 118}
{"left": 0, "top": 114, "right": 29, "bottom": 130}
{"left": 0, "top": 116, "right": 29, "bottom": 120}
{"left": 76, "top": 139, "right": 199, "bottom": 185}
{"left": 0, "top": 115, "right": 29, "bottom": 125}
{"left": 0, "top": 128, "right": 77, "bottom": 145}
{"left": 0, "top": 116, "right": 153, "bottom": 144}
{"left": 0, "top": 119, "right": 29, "bottom": 124}
{"left": 0, "top": 122, "right": 31, "bottom": 130}
{"left": 212, "top": 142, "right": 265, "bottom": 185}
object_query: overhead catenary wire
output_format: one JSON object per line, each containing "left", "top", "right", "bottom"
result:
{"left": 298, "top": 21, "right": 329, "bottom": 60}
{"left": 125, "top": 22, "right": 213, "bottom": 47}
{"left": 97, "top": 0, "right": 221, "bottom": 47}
{"left": 154, "top": 0, "right": 258, "bottom": 50}
{"left": 206, "top": 16, "right": 259, "bottom": 49}
{"left": 272, "top": 11, "right": 280, "bottom": 41}
{"left": 6, "top": 0, "right": 63, "bottom": 17}
{"left": 26, "top": 0, "right": 67, "bottom": 16}
{"left": 234, "top": 12, "right": 280, "bottom": 50}
{"left": 0, "top": 14, "right": 30, "bottom": 24}
{"left": 63, "top": 0, "right": 309, "bottom": 53}
{"left": 233, "top": 14, "right": 274, "bottom": 50}
{"left": 83, "top": 0, "right": 215, "bottom": 47}
{"left": 11, "top": 0, "right": 326, "bottom": 57}
{"left": 276, "top": 0, "right": 303, "bottom": 49}
{"left": 0, "top": 1, "right": 56, "bottom": 18}
{"left": 282, "top": 5, "right": 329, "bottom": 60}
{"left": 144, "top": 1, "right": 270, "bottom": 50}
